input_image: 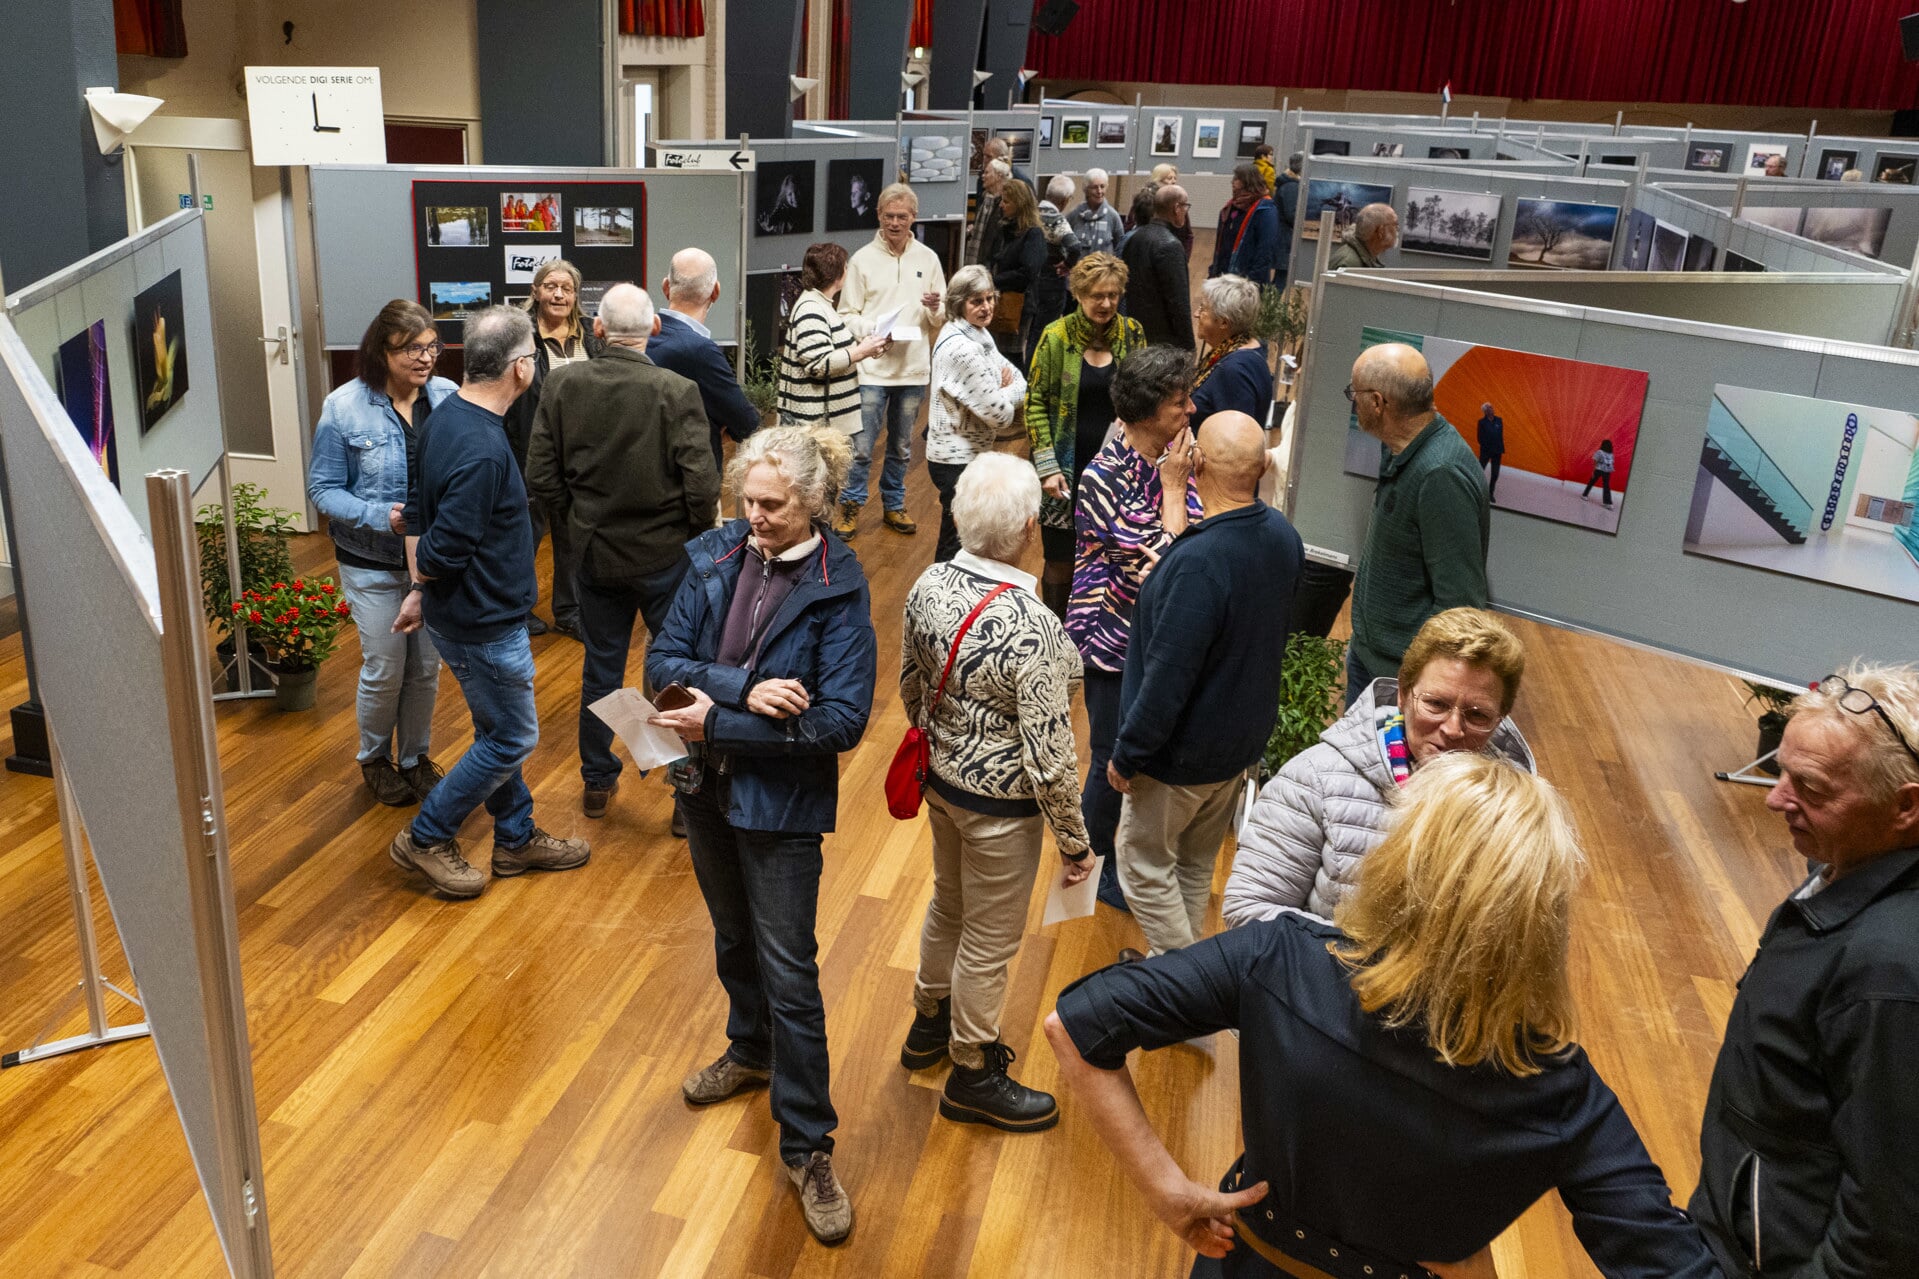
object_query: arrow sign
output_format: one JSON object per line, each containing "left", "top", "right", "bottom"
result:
{"left": 656, "top": 148, "right": 757, "bottom": 173}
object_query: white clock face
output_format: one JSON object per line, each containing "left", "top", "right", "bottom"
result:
{"left": 244, "top": 67, "right": 387, "bottom": 166}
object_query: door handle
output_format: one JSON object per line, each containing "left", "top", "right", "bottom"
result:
{"left": 257, "top": 325, "right": 291, "bottom": 365}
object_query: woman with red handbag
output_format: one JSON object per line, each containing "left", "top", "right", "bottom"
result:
{"left": 894, "top": 453, "right": 1092, "bottom": 1134}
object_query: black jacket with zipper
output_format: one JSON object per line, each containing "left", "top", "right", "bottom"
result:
{"left": 1690, "top": 845, "right": 1919, "bottom": 1277}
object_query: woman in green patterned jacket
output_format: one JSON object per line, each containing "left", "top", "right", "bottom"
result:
{"left": 1024, "top": 252, "right": 1144, "bottom": 620}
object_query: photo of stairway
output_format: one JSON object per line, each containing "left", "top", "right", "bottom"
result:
{"left": 1684, "top": 385, "right": 1919, "bottom": 603}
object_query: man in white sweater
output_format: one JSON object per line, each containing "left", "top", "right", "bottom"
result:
{"left": 837, "top": 182, "right": 947, "bottom": 540}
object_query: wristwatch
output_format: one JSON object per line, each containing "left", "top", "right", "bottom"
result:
{"left": 408, "top": 581, "right": 428, "bottom": 594}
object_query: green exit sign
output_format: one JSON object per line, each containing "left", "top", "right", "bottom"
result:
{"left": 178, "top": 193, "right": 214, "bottom": 209}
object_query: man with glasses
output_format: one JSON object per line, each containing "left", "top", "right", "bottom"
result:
{"left": 1692, "top": 663, "right": 1919, "bottom": 1278}
{"left": 1120, "top": 184, "right": 1196, "bottom": 350}
{"left": 1344, "top": 342, "right": 1489, "bottom": 708}
{"left": 388, "top": 305, "right": 590, "bottom": 899}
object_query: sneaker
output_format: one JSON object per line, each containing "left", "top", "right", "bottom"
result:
{"left": 398, "top": 756, "right": 445, "bottom": 803}
{"left": 362, "top": 758, "right": 417, "bottom": 807}
{"left": 491, "top": 827, "right": 590, "bottom": 877}
{"left": 681, "top": 1051, "right": 771, "bottom": 1105}
{"left": 526, "top": 614, "right": 550, "bottom": 636}
{"left": 389, "top": 827, "right": 485, "bottom": 898}
{"left": 583, "top": 780, "right": 618, "bottom": 819}
{"left": 899, "top": 996, "right": 951, "bottom": 1070}
{"left": 784, "top": 1151, "right": 854, "bottom": 1245}
{"left": 883, "top": 508, "right": 917, "bottom": 535}
{"left": 832, "top": 500, "right": 861, "bottom": 540}
{"left": 939, "top": 1042, "right": 1058, "bottom": 1133}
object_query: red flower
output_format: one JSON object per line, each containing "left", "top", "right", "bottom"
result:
{"left": 273, "top": 582, "right": 286, "bottom": 590}
{"left": 231, "top": 601, "right": 242, "bottom": 613}
{"left": 290, "top": 627, "right": 300, "bottom": 637}
{"left": 293, "top": 579, "right": 305, "bottom": 590}
{"left": 247, "top": 611, "right": 263, "bottom": 624}
{"left": 320, "top": 583, "right": 335, "bottom": 595}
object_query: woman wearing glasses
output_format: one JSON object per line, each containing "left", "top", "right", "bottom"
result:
{"left": 1222, "top": 607, "right": 1536, "bottom": 924}
{"left": 307, "top": 299, "right": 456, "bottom": 806}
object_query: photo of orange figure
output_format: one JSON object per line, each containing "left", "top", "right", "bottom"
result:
{"left": 1433, "top": 344, "right": 1646, "bottom": 494}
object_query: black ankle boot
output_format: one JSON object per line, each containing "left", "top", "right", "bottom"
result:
{"left": 1041, "top": 579, "right": 1070, "bottom": 622}
{"left": 939, "top": 1042, "right": 1059, "bottom": 1133}
{"left": 900, "top": 998, "right": 950, "bottom": 1069}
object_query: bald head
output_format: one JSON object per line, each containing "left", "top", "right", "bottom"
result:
{"left": 1350, "top": 343, "right": 1436, "bottom": 451}
{"left": 596, "top": 283, "right": 657, "bottom": 342}
{"left": 666, "top": 248, "right": 719, "bottom": 306}
{"left": 1196, "top": 411, "right": 1269, "bottom": 500}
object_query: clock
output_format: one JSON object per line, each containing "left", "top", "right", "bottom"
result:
{"left": 244, "top": 66, "right": 387, "bottom": 166}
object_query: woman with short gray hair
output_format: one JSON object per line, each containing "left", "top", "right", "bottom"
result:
{"left": 928, "top": 266, "right": 1028, "bottom": 561}
{"left": 1190, "top": 272, "right": 1273, "bottom": 425}
{"left": 897, "top": 452, "right": 1090, "bottom": 1133}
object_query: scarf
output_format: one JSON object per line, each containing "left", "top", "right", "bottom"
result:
{"left": 1374, "top": 701, "right": 1413, "bottom": 788}
{"left": 1194, "top": 336, "right": 1254, "bottom": 388}
{"left": 1037, "top": 311, "right": 1141, "bottom": 528}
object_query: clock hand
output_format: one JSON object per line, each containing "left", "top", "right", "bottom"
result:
{"left": 312, "top": 92, "right": 342, "bottom": 133}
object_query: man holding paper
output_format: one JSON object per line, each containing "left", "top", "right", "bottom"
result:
{"left": 835, "top": 182, "right": 947, "bottom": 540}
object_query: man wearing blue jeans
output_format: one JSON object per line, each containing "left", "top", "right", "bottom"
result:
{"left": 390, "top": 305, "right": 590, "bottom": 898}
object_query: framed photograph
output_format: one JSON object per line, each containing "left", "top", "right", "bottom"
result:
{"left": 1236, "top": 120, "right": 1267, "bottom": 157}
{"left": 572, "top": 205, "right": 634, "bottom": 246}
{"left": 1743, "top": 142, "right": 1790, "bottom": 174}
{"left": 1801, "top": 206, "right": 1893, "bottom": 259}
{"left": 132, "top": 270, "right": 191, "bottom": 434}
{"left": 424, "top": 205, "right": 488, "bottom": 247}
{"left": 1649, "top": 219, "right": 1687, "bottom": 271}
{"left": 1817, "top": 148, "right": 1857, "bottom": 181}
{"left": 1681, "top": 233, "right": 1718, "bottom": 272}
{"left": 998, "top": 129, "right": 1034, "bottom": 167}
{"left": 1684, "top": 143, "right": 1731, "bottom": 173}
{"left": 1311, "top": 139, "right": 1350, "bottom": 157}
{"left": 1508, "top": 199, "right": 1619, "bottom": 270}
{"left": 1427, "top": 146, "right": 1469, "bottom": 160}
{"left": 1399, "top": 187, "right": 1500, "bottom": 261}
{"left": 503, "top": 243, "right": 563, "bottom": 283}
{"left": 1302, "top": 179, "right": 1393, "bottom": 242}
{"left": 755, "top": 160, "right": 816, "bottom": 236}
{"left": 429, "top": 281, "right": 492, "bottom": 321}
{"left": 1038, "top": 116, "right": 1055, "bottom": 149}
{"left": 1741, "top": 206, "right": 1804, "bottom": 235}
{"left": 1095, "top": 114, "right": 1129, "bottom": 149}
{"left": 57, "top": 320, "right": 117, "bottom": 488}
{"left": 501, "top": 191, "right": 562, "bottom": 233}
{"left": 908, "top": 133, "right": 962, "bottom": 184}
{"left": 1873, "top": 153, "right": 1917, "bottom": 184}
{"left": 825, "top": 157, "right": 885, "bottom": 232}
{"left": 1372, "top": 142, "right": 1404, "bottom": 158}
{"left": 1722, "top": 250, "right": 1766, "bottom": 272}
{"left": 504, "top": 294, "right": 529, "bottom": 310}
{"left": 970, "top": 128, "right": 991, "bottom": 173}
{"left": 1597, "top": 154, "right": 1639, "bottom": 166}
{"left": 1193, "top": 118, "right": 1224, "bottom": 159}
{"left": 1150, "top": 115, "right": 1182, "bottom": 158}
{"left": 1059, "top": 116, "right": 1091, "bottom": 149}
{"left": 1621, "top": 209, "right": 1656, "bottom": 270}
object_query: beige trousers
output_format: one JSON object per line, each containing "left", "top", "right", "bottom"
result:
{"left": 1115, "top": 774, "right": 1241, "bottom": 954}
{"left": 914, "top": 790, "right": 1046, "bottom": 1070}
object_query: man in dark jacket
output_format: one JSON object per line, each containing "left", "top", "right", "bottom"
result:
{"left": 650, "top": 247, "right": 760, "bottom": 474}
{"left": 525, "top": 283, "right": 720, "bottom": 819}
{"left": 390, "top": 305, "right": 590, "bottom": 898}
{"left": 1692, "top": 665, "right": 1919, "bottom": 1279}
{"left": 1275, "top": 152, "right": 1302, "bottom": 285}
{"left": 1476, "top": 401, "right": 1506, "bottom": 501}
{"left": 1121, "top": 185, "right": 1196, "bottom": 350}
{"left": 1108, "top": 410, "right": 1302, "bottom": 958}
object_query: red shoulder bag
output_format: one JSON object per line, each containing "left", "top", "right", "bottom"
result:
{"left": 886, "top": 584, "right": 1011, "bottom": 820}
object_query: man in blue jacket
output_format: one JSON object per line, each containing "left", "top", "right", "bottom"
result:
{"left": 650, "top": 247, "right": 760, "bottom": 474}
{"left": 389, "top": 306, "right": 590, "bottom": 899}
{"left": 1108, "top": 410, "right": 1302, "bottom": 958}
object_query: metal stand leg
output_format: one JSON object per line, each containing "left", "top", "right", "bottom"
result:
{"left": 1714, "top": 748, "right": 1781, "bottom": 788}
{"left": 211, "top": 453, "right": 276, "bottom": 703}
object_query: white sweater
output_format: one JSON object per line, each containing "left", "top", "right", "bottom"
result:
{"left": 927, "top": 323, "right": 1027, "bottom": 465}
{"left": 839, "top": 234, "right": 948, "bottom": 386}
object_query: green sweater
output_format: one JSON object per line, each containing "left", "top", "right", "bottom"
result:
{"left": 1350, "top": 415, "right": 1490, "bottom": 675}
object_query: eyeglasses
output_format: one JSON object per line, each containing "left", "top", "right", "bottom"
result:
{"left": 510, "top": 350, "right": 538, "bottom": 366}
{"left": 1343, "top": 383, "right": 1379, "bottom": 404}
{"left": 1817, "top": 675, "right": 1919, "bottom": 767}
{"left": 1410, "top": 691, "right": 1499, "bottom": 734}
{"left": 391, "top": 341, "right": 444, "bottom": 362}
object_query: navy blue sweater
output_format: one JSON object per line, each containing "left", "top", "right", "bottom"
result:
{"left": 412, "top": 392, "right": 536, "bottom": 642}
{"left": 1112, "top": 500, "right": 1302, "bottom": 785}
{"left": 1191, "top": 345, "right": 1275, "bottom": 426}
{"left": 649, "top": 311, "right": 760, "bottom": 470}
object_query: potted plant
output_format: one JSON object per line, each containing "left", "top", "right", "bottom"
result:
{"left": 197, "top": 482, "right": 298, "bottom": 681}
{"left": 1742, "top": 679, "right": 1799, "bottom": 776}
{"left": 1261, "top": 631, "right": 1349, "bottom": 783}
{"left": 1254, "top": 283, "right": 1310, "bottom": 402}
{"left": 739, "top": 318, "right": 782, "bottom": 429}
{"left": 231, "top": 576, "right": 353, "bottom": 710}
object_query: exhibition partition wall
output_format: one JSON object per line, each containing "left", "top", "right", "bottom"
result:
{"left": 1624, "top": 186, "right": 1901, "bottom": 279}
{"left": 898, "top": 114, "right": 972, "bottom": 221}
{"left": 1800, "top": 134, "right": 1919, "bottom": 185}
{"left": 1289, "top": 272, "right": 1919, "bottom": 682}
{"left": 1034, "top": 99, "right": 1285, "bottom": 180}
{"left": 734, "top": 132, "right": 902, "bottom": 273}
{"left": 1678, "top": 179, "right": 1919, "bottom": 267}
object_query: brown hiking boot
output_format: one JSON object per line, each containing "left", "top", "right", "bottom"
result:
{"left": 363, "top": 758, "right": 417, "bottom": 807}
{"left": 389, "top": 827, "right": 485, "bottom": 898}
{"left": 583, "top": 779, "right": 618, "bottom": 818}
{"left": 785, "top": 1151, "right": 853, "bottom": 1245}
{"left": 680, "top": 1051, "right": 771, "bottom": 1105}
{"left": 883, "top": 508, "right": 917, "bottom": 535}
{"left": 491, "top": 827, "right": 590, "bottom": 877}
{"left": 398, "top": 756, "right": 445, "bottom": 803}
{"left": 832, "top": 500, "right": 861, "bottom": 539}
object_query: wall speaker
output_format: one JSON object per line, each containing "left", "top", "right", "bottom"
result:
{"left": 1902, "top": 12, "right": 1919, "bottom": 62}
{"left": 1033, "top": 0, "right": 1079, "bottom": 37}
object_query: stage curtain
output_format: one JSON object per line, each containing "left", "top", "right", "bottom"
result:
{"left": 1025, "top": 0, "right": 1919, "bottom": 112}
{"left": 115, "top": 0, "right": 187, "bottom": 57}
{"left": 912, "top": 0, "right": 934, "bottom": 50}
{"left": 619, "top": 0, "right": 706, "bottom": 38}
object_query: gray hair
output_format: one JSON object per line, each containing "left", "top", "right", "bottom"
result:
{"left": 1045, "top": 174, "right": 1076, "bottom": 206}
{"left": 1372, "top": 355, "right": 1435, "bottom": 416}
{"left": 952, "top": 453, "right": 1039, "bottom": 562}
{"left": 1355, "top": 202, "right": 1397, "bottom": 244}
{"left": 1288, "top": 151, "right": 1304, "bottom": 172}
{"left": 462, "top": 306, "right": 534, "bottom": 382}
{"left": 726, "top": 425, "right": 854, "bottom": 521}
{"left": 1200, "top": 274, "right": 1261, "bottom": 335}
{"left": 597, "top": 283, "right": 656, "bottom": 339}
{"left": 985, "top": 159, "right": 1012, "bottom": 180}
{"left": 1792, "top": 660, "right": 1919, "bottom": 803}
{"left": 666, "top": 248, "right": 719, "bottom": 303}
{"left": 942, "top": 264, "right": 997, "bottom": 323}
{"left": 1084, "top": 167, "right": 1109, "bottom": 185}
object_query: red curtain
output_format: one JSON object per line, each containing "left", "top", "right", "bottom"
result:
{"left": 1025, "top": 0, "right": 1919, "bottom": 112}
{"left": 619, "top": 0, "right": 706, "bottom": 38}
{"left": 912, "top": 0, "right": 934, "bottom": 50}
{"left": 115, "top": 0, "right": 187, "bottom": 57}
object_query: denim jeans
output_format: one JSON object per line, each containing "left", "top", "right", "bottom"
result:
{"left": 577, "top": 557, "right": 690, "bottom": 788}
{"left": 410, "top": 626, "right": 539, "bottom": 849}
{"left": 1345, "top": 645, "right": 1382, "bottom": 711}
{"left": 1081, "top": 667, "right": 1128, "bottom": 908}
{"left": 337, "top": 563, "right": 441, "bottom": 767}
{"left": 842, "top": 385, "right": 923, "bottom": 510}
{"left": 680, "top": 777, "right": 837, "bottom": 1163}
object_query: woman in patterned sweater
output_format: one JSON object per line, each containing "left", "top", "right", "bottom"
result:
{"left": 897, "top": 454, "right": 1093, "bottom": 1134}
{"left": 928, "top": 265, "right": 1029, "bottom": 562}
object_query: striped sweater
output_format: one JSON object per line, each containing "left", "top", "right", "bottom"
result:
{"left": 776, "top": 289, "right": 862, "bottom": 434}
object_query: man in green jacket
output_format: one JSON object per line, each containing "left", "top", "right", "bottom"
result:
{"left": 1327, "top": 203, "right": 1398, "bottom": 271}
{"left": 526, "top": 283, "right": 719, "bottom": 819}
{"left": 1344, "top": 342, "right": 1489, "bottom": 707}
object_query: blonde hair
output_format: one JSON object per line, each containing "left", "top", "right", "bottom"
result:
{"left": 877, "top": 181, "right": 919, "bottom": 214}
{"left": 999, "top": 178, "right": 1041, "bottom": 233}
{"left": 1333, "top": 753, "right": 1584, "bottom": 1077}
{"left": 1151, "top": 163, "right": 1179, "bottom": 184}
{"left": 1791, "top": 659, "right": 1919, "bottom": 802}
{"left": 1397, "top": 607, "right": 1526, "bottom": 714}
{"left": 527, "top": 259, "right": 586, "bottom": 334}
{"left": 726, "top": 426, "right": 854, "bottom": 521}
{"left": 1068, "top": 251, "right": 1128, "bottom": 298}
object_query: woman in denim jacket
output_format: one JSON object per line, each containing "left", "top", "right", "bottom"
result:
{"left": 307, "top": 299, "right": 457, "bottom": 806}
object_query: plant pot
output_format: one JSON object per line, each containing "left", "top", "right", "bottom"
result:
{"left": 1756, "top": 711, "right": 1787, "bottom": 776}
{"left": 272, "top": 665, "right": 319, "bottom": 712}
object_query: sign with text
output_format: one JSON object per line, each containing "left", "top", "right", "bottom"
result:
{"left": 654, "top": 147, "right": 756, "bottom": 173}
{"left": 244, "top": 66, "right": 385, "bottom": 166}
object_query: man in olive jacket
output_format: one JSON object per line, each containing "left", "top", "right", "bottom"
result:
{"left": 526, "top": 283, "right": 719, "bottom": 817}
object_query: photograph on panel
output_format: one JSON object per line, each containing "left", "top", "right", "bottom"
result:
{"left": 826, "top": 158, "right": 885, "bottom": 232}
{"left": 429, "top": 281, "right": 492, "bottom": 320}
{"left": 1059, "top": 115, "right": 1091, "bottom": 148}
{"left": 755, "top": 160, "right": 815, "bottom": 236}
{"left": 1344, "top": 326, "right": 1648, "bottom": 535}
{"left": 1399, "top": 188, "right": 1500, "bottom": 261}
{"left": 1193, "top": 118, "right": 1223, "bottom": 158}
{"left": 1428, "top": 146, "right": 1470, "bottom": 160}
{"left": 1372, "top": 142, "right": 1404, "bottom": 157}
{"left": 1649, "top": 219, "right": 1687, "bottom": 271}
{"left": 908, "top": 133, "right": 963, "bottom": 184}
{"left": 1236, "top": 119, "right": 1267, "bottom": 156}
{"left": 1096, "top": 115, "right": 1129, "bottom": 148}
{"left": 1302, "top": 179, "right": 1392, "bottom": 241}
{"left": 1621, "top": 209, "right": 1656, "bottom": 270}
{"left": 1685, "top": 386, "right": 1919, "bottom": 603}
{"left": 998, "top": 129, "right": 1034, "bottom": 166}
{"left": 133, "top": 270, "right": 191, "bottom": 434}
{"left": 1818, "top": 148, "right": 1857, "bottom": 180}
{"left": 1744, "top": 142, "right": 1791, "bottom": 174}
{"left": 424, "top": 205, "right": 489, "bottom": 247}
{"left": 1038, "top": 116, "right": 1055, "bottom": 148}
{"left": 1873, "top": 153, "right": 1916, "bottom": 184}
{"left": 573, "top": 205, "right": 635, "bottom": 247}
{"left": 1151, "top": 115, "right": 1182, "bottom": 157}
{"left": 1681, "top": 233, "right": 1717, "bottom": 271}
{"left": 501, "top": 191, "right": 562, "bottom": 233}
{"left": 1685, "top": 143, "right": 1731, "bottom": 173}
{"left": 1507, "top": 198, "right": 1618, "bottom": 269}
{"left": 1311, "top": 138, "right": 1350, "bottom": 157}
{"left": 56, "top": 320, "right": 118, "bottom": 488}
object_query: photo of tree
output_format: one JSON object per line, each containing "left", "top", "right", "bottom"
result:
{"left": 1302, "top": 179, "right": 1393, "bottom": 242}
{"left": 1508, "top": 199, "right": 1618, "bottom": 270}
{"left": 1399, "top": 188, "right": 1500, "bottom": 261}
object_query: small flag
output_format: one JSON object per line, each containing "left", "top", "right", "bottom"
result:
{"left": 1441, "top": 82, "right": 1453, "bottom": 105}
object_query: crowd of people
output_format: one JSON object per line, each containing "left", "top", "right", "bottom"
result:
{"left": 302, "top": 162, "right": 1919, "bottom": 1276}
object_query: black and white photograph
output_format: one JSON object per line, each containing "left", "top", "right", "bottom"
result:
{"left": 1038, "top": 116, "right": 1055, "bottom": 149}
{"left": 1801, "top": 206, "right": 1894, "bottom": 258}
{"left": 1508, "top": 198, "right": 1619, "bottom": 270}
{"left": 504, "top": 243, "right": 562, "bottom": 283}
{"left": 998, "top": 129, "right": 1034, "bottom": 166}
{"left": 424, "top": 205, "right": 488, "bottom": 247}
{"left": 1059, "top": 115, "right": 1091, "bottom": 148}
{"left": 1150, "top": 115, "right": 1181, "bottom": 157}
{"left": 755, "top": 160, "right": 815, "bottom": 236}
{"left": 1236, "top": 120, "right": 1266, "bottom": 157}
{"left": 1310, "top": 139, "right": 1350, "bottom": 157}
{"left": 1399, "top": 187, "right": 1500, "bottom": 261}
{"left": 1681, "top": 233, "right": 1717, "bottom": 272}
{"left": 908, "top": 133, "right": 963, "bottom": 184}
{"left": 1649, "top": 219, "right": 1687, "bottom": 271}
{"left": 1722, "top": 250, "right": 1766, "bottom": 271}
{"left": 1621, "top": 209, "right": 1656, "bottom": 270}
{"left": 1684, "top": 143, "right": 1731, "bottom": 173}
{"left": 1095, "top": 115, "right": 1129, "bottom": 148}
{"left": 572, "top": 205, "right": 634, "bottom": 246}
{"left": 1874, "top": 153, "right": 1917, "bottom": 184}
{"left": 1371, "top": 142, "right": 1404, "bottom": 158}
{"left": 1597, "top": 154, "right": 1639, "bottom": 166}
{"left": 1817, "top": 148, "right": 1857, "bottom": 180}
{"left": 825, "top": 157, "right": 884, "bottom": 232}
{"left": 1427, "top": 146, "right": 1469, "bottom": 160}
{"left": 1193, "top": 118, "right": 1223, "bottom": 158}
